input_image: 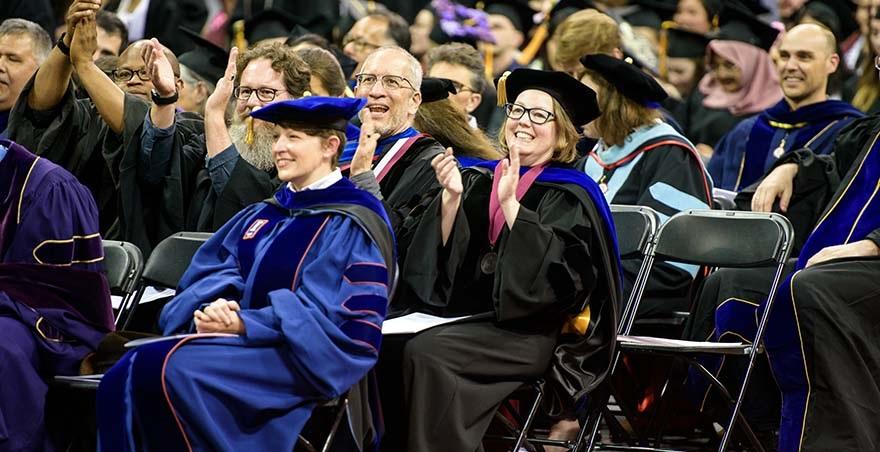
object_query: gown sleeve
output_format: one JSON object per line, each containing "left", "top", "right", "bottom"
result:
{"left": 494, "top": 188, "right": 598, "bottom": 322}
{"left": 158, "top": 205, "right": 257, "bottom": 334}
{"left": 236, "top": 216, "right": 389, "bottom": 398}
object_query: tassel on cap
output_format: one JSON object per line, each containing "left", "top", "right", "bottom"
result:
{"left": 301, "top": 90, "right": 312, "bottom": 97}
{"left": 658, "top": 21, "right": 674, "bottom": 79}
{"left": 567, "top": 306, "right": 591, "bottom": 335}
{"left": 245, "top": 117, "right": 255, "bottom": 145}
{"left": 484, "top": 43, "right": 495, "bottom": 81}
{"left": 516, "top": 22, "right": 548, "bottom": 66}
{"left": 496, "top": 70, "right": 511, "bottom": 106}
{"left": 232, "top": 19, "right": 248, "bottom": 51}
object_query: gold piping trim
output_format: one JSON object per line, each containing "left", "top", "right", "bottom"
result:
{"left": 812, "top": 132, "right": 880, "bottom": 233}
{"left": 767, "top": 120, "right": 809, "bottom": 129}
{"left": 716, "top": 296, "right": 760, "bottom": 309}
{"left": 734, "top": 154, "right": 746, "bottom": 191}
{"left": 844, "top": 179, "right": 880, "bottom": 244}
{"left": 788, "top": 271, "right": 811, "bottom": 452}
{"left": 35, "top": 317, "right": 64, "bottom": 342}
{"left": 31, "top": 233, "right": 103, "bottom": 265}
{"left": 16, "top": 156, "right": 40, "bottom": 224}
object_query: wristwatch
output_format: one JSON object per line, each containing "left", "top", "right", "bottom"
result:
{"left": 151, "top": 89, "right": 179, "bottom": 106}
{"left": 56, "top": 33, "right": 70, "bottom": 56}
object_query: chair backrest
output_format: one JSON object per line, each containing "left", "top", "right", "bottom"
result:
{"left": 652, "top": 210, "right": 793, "bottom": 268}
{"left": 102, "top": 240, "right": 144, "bottom": 295}
{"left": 142, "top": 232, "right": 213, "bottom": 289}
{"left": 610, "top": 205, "right": 661, "bottom": 259}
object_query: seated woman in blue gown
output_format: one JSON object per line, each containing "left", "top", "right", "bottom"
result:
{"left": 96, "top": 96, "right": 395, "bottom": 452}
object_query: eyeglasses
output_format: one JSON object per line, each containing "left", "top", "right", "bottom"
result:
{"left": 233, "top": 86, "right": 286, "bottom": 102}
{"left": 112, "top": 67, "right": 151, "bottom": 83}
{"left": 355, "top": 73, "right": 416, "bottom": 91}
{"left": 342, "top": 36, "right": 383, "bottom": 53}
{"left": 449, "top": 80, "right": 476, "bottom": 94}
{"left": 503, "top": 103, "right": 555, "bottom": 125}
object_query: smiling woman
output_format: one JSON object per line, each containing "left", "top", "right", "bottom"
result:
{"left": 383, "top": 68, "right": 623, "bottom": 452}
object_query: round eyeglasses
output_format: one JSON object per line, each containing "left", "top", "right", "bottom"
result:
{"left": 503, "top": 103, "right": 555, "bottom": 125}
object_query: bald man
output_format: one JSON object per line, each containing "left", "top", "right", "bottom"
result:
{"left": 7, "top": 1, "right": 201, "bottom": 255}
{"left": 708, "top": 24, "right": 863, "bottom": 194}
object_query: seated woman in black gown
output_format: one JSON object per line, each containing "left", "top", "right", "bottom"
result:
{"left": 393, "top": 68, "right": 622, "bottom": 451}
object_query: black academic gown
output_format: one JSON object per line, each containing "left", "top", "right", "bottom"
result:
{"left": 175, "top": 132, "right": 280, "bottom": 233}
{"left": 684, "top": 114, "right": 880, "bottom": 445}
{"left": 389, "top": 163, "right": 621, "bottom": 451}
{"left": 679, "top": 90, "right": 748, "bottom": 149}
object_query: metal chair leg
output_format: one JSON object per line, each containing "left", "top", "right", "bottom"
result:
{"left": 321, "top": 396, "right": 349, "bottom": 452}
{"left": 511, "top": 384, "right": 544, "bottom": 452}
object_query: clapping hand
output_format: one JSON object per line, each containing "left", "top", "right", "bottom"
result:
{"left": 141, "top": 38, "right": 176, "bottom": 97}
{"left": 351, "top": 111, "right": 380, "bottom": 176}
{"left": 497, "top": 145, "right": 521, "bottom": 227}
{"left": 194, "top": 298, "right": 244, "bottom": 334}
{"left": 431, "top": 147, "right": 463, "bottom": 196}
{"left": 205, "top": 46, "right": 239, "bottom": 116}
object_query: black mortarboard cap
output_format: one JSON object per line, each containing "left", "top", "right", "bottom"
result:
{"left": 250, "top": 96, "right": 367, "bottom": 131}
{"left": 581, "top": 53, "right": 668, "bottom": 105}
{"left": 178, "top": 28, "right": 229, "bottom": 83}
{"left": 485, "top": 0, "right": 535, "bottom": 33}
{"left": 421, "top": 77, "right": 458, "bottom": 103}
{"left": 624, "top": 0, "right": 676, "bottom": 29}
{"left": 701, "top": 0, "right": 724, "bottom": 20}
{"left": 712, "top": 2, "right": 779, "bottom": 51}
{"left": 665, "top": 26, "right": 710, "bottom": 58}
{"left": 802, "top": 0, "right": 858, "bottom": 42}
{"left": 495, "top": 68, "right": 600, "bottom": 125}
{"left": 243, "top": 8, "right": 300, "bottom": 44}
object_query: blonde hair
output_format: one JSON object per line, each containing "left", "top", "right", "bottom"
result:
{"left": 497, "top": 97, "right": 581, "bottom": 164}
{"left": 414, "top": 99, "right": 502, "bottom": 160}
{"left": 584, "top": 69, "right": 661, "bottom": 147}
{"left": 552, "top": 9, "right": 620, "bottom": 73}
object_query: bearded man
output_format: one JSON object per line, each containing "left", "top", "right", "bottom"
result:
{"left": 142, "top": 41, "right": 311, "bottom": 233}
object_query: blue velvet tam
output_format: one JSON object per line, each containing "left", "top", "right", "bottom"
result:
{"left": 580, "top": 53, "right": 668, "bottom": 106}
{"left": 250, "top": 96, "right": 367, "bottom": 131}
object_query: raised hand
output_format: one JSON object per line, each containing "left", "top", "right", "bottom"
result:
{"left": 351, "top": 110, "right": 380, "bottom": 176}
{"left": 751, "top": 163, "right": 798, "bottom": 213}
{"left": 497, "top": 146, "right": 521, "bottom": 228}
{"left": 205, "top": 46, "right": 239, "bottom": 115}
{"left": 64, "top": 0, "right": 101, "bottom": 50}
{"left": 431, "top": 147, "right": 463, "bottom": 196}
{"left": 69, "top": 15, "right": 98, "bottom": 67}
{"left": 142, "top": 38, "right": 176, "bottom": 97}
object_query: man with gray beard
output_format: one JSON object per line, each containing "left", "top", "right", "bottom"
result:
{"left": 142, "top": 41, "right": 310, "bottom": 231}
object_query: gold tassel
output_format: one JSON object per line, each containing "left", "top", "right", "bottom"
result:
{"left": 496, "top": 70, "right": 511, "bottom": 106}
{"left": 484, "top": 43, "right": 495, "bottom": 81}
{"left": 516, "top": 22, "right": 549, "bottom": 66}
{"left": 711, "top": 14, "right": 719, "bottom": 32}
{"left": 232, "top": 19, "right": 247, "bottom": 51}
{"left": 246, "top": 117, "right": 255, "bottom": 145}
{"left": 301, "top": 90, "right": 312, "bottom": 97}
{"left": 343, "top": 86, "right": 355, "bottom": 98}
{"left": 565, "top": 306, "right": 591, "bottom": 335}
{"left": 658, "top": 21, "right": 674, "bottom": 79}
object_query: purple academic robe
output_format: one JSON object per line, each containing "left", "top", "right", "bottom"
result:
{"left": 0, "top": 139, "right": 111, "bottom": 452}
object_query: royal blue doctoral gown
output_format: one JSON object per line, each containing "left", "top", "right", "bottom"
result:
{"left": 97, "top": 177, "right": 393, "bottom": 452}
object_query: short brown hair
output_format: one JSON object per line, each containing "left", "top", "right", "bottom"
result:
{"left": 277, "top": 122, "right": 347, "bottom": 167}
{"left": 295, "top": 47, "right": 347, "bottom": 96}
{"left": 553, "top": 9, "right": 620, "bottom": 74}
{"left": 237, "top": 43, "right": 311, "bottom": 98}
{"left": 426, "top": 43, "right": 486, "bottom": 92}
{"left": 497, "top": 97, "right": 581, "bottom": 164}
{"left": 583, "top": 69, "right": 661, "bottom": 147}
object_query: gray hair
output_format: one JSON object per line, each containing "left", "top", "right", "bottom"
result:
{"left": 363, "top": 46, "right": 423, "bottom": 90}
{"left": 180, "top": 65, "right": 216, "bottom": 93}
{"left": 0, "top": 19, "right": 52, "bottom": 64}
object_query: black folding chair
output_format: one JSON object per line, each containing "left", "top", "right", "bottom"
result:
{"left": 587, "top": 210, "right": 794, "bottom": 452}
{"left": 102, "top": 240, "right": 146, "bottom": 328}
{"left": 117, "top": 232, "right": 213, "bottom": 330}
{"left": 484, "top": 205, "right": 661, "bottom": 452}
